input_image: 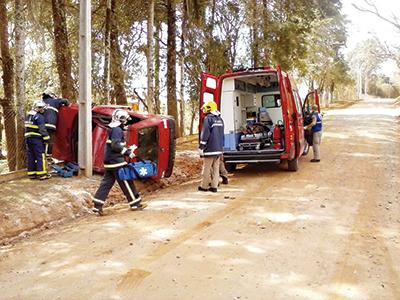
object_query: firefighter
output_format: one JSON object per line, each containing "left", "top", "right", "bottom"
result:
{"left": 24, "top": 100, "right": 51, "bottom": 180}
{"left": 198, "top": 101, "right": 224, "bottom": 193}
{"left": 304, "top": 104, "right": 323, "bottom": 162}
{"left": 92, "top": 109, "right": 147, "bottom": 216}
{"left": 42, "top": 93, "right": 69, "bottom": 156}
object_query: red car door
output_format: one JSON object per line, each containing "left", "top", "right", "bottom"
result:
{"left": 127, "top": 116, "right": 175, "bottom": 179}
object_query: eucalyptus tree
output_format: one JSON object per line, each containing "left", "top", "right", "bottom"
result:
{"left": 51, "top": 0, "right": 76, "bottom": 101}
{"left": 15, "top": 0, "right": 27, "bottom": 169}
{"left": 348, "top": 39, "right": 386, "bottom": 95}
{"left": 0, "top": 0, "right": 17, "bottom": 171}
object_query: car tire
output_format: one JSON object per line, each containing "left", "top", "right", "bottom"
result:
{"left": 288, "top": 157, "right": 299, "bottom": 172}
{"left": 302, "top": 143, "right": 310, "bottom": 156}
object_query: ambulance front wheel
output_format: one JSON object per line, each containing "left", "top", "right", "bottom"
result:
{"left": 287, "top": 157, "right": 299, "bottom": 172}
{"left": 225, "top": 163, "right": 236, "bottom": 173}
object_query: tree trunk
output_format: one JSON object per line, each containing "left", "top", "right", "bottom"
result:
{"left": 250, "top": 0, "right": 259, "bottom": 68}
{"left": 146, "top": 0, "right": 155, "bottom": 113}
{"left": 189, "top": 102, "right": 196, "bottom": 135}
{"left": 0, "top": 111, "right": 3, "bottom": 157}
{"left": 204, "top": 0, "right": 216, "bottom": 72}
{"left": 110, "top": 0, "right": 127, "bottom": 105}
{"left": 154, "top": 21, "right": 161, "bottom": 114}
{"left": 0, "top": 0, "right": 17, "bottom": 171}
{"left": 102, "top": 0, "right": 112, "bottom": 104}
{"left": 179, "top": 0, "right": 188, "bottom": 136}
{"left": 14, "top": 0, "right": 27, "bottom": 169}
{"left": 51, "top": 0, "right": 76, "bottom": 101}
{"left": 166, "top": 0, "right": 179, "bottom": 135}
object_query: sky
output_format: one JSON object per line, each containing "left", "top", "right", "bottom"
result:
{"left": 342, "top": 0, "right": 400, "bottom": 76}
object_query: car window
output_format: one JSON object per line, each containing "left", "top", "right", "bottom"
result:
{"left": 137, "top": 126, "right": 159, "bottom": 163}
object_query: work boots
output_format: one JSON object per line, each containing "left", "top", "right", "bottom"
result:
{"left": 221, "top": 175, "right": 229, "bottom": 185}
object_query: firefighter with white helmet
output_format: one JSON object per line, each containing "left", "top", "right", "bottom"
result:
{"left": 92, "top": 109, "right": 147, "bottom": 215}
{"left": 24, "top": 100, "right": 51, "bottom": 180}
{"left": 198, "top": 101, "right": 224, "bottom": 192}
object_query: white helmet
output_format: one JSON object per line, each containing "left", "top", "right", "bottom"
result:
{"left": 109, "top": 109, "right": 131, "bottom": 128}
{"left": 32, "top": 100, "right": 47, "bottom": 111}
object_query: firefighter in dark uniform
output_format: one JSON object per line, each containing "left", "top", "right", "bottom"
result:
{"left": 24, "top": 100, "right": 51, "bottom": 180}
{"left": 42, "top": 93, "right": 69, "bottom": 156}
{"left": 198, "top": 101, "right": 224, "bottom": 193}
{"left": 92, "top": 109, "right": 147, "bottom": 215}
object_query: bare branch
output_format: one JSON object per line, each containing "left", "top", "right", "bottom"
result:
{"left": 352, "top": 1, "right": 400, "bottom": 31}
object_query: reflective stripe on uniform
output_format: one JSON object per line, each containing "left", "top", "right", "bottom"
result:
{"left": 123, "top": 180, "right": 136, "bottom": 203}
{"left": 25, "top": 132, "right": 42, "bottom": 137}
{"left": 25, "top": 124, "right": 39, "bottom": 129}
{"left": 93, "top": 198, "right": 105, "bottom": 204}
{"left": 43, "top": 136, "right": 50, "bottom": 140}
{"left": 203, "top": 151, "right": 222, "bottom": 156}
{"left": 41, "top": 153, "right": 47, "bottom": 173}
{"left": 106, "top": 140, "right": 112, "bottom": 144}
{"left": 27, "top": 171, "right": 37, "bottom": 175}
{"left": 47, "top": 106, "right": 59, "bottom": 113}
{"left": 200, "top": 141, "right": 207, "bottom": 145}
{"left": 128, "top": 196, "right": 141, "bottom": 206}
{"left": 45, "top": 123, "right": 57, "bottom": 129}
{"left": 211, "top": 123, "right": 223, "bottom": 128}
{"left": 104, "top": 161, "right": 127, "bottom": 168}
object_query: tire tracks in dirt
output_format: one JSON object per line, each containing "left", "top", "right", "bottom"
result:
{"left": 328, "top": 111, "right": 400, "bottom": 299}
{"left": 117, "top": 169, "right": 291, "bottom": 292}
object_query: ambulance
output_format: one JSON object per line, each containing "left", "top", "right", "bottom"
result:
{"left": 200, "top": 66, "right": 320, "bottom": 172}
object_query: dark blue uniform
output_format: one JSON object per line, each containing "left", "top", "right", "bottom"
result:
{"left": 199, "top": 112, "right": 224, "bottom": 156}
{"left": 42, "top": 94, "right": 69, "bottom": 155}
{"left": 24, "top": 111, "right": 50, "bottom": 178}
{"left": 93, "top": 125, "right": 144, "bottom": 212}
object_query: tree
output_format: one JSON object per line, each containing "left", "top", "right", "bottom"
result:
{"left": 146, "top": 0, "right": 155, "bottom": 113}
{"left": 51, "top": 0, "right": 76, "bottom": 101}
{"left": 353, "top": 0, "right": 400, "bottom": 67}
{"left": 102, "top": 0, "right": 112, "bottom": 104}
{"left": 15, "top": 0, "right": 27, "bottom": 169}
{"left": 348, "top": 39, "right": 385, "bottom": 95}
{"left": 109, "top": 0, "right": 127, "bottom": 105}
{"left": 166, "top": 0, "right": 179, "bottom": 135}
{"left": 0, "top": 0, "right": 17, "bottom": 171}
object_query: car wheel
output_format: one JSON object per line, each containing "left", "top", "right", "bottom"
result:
{"left": 288, "top": 157, "right": 299, "bottom": 171}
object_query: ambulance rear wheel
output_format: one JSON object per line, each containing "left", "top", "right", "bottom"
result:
{"left": 225, "top": 163, "right": 236, "bottom": 173}
{"left": 288, "top": 158, "right": 299, "bottom": 171}
{"left": 302, "top": 143, "right": 310, "bottom": 156}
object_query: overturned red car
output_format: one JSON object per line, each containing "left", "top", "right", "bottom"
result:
{"left": 52, "top": 104, "right": 176, "bottom": 179}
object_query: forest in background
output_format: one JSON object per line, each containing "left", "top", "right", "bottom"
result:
{"left": 0, "top": 0, "right": 399, "bottom": 172}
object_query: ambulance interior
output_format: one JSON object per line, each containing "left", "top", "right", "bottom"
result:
{"left": 220, "top": 73, "right": 285, "bottom": 151}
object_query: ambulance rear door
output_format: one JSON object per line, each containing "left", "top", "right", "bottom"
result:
{"left": 277, "top": 66, "right": 295, "bottom": 159}
{"left": 199, "top": 72, "right": 220, "bottom": 131}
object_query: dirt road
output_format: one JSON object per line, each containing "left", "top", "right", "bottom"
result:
{"left": 0, "top": 98, "right": 399, "bottom": 300}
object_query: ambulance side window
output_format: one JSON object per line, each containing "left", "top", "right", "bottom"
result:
{"left": 293, "top": 91, "right": 302, "bottom": 113}
{"left": 203, "top": 92, "right": 214, "bottom": 103}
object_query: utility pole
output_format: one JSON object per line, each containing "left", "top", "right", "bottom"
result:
{"left": 78, "top": 0, "right": 92, "bottom": 176}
